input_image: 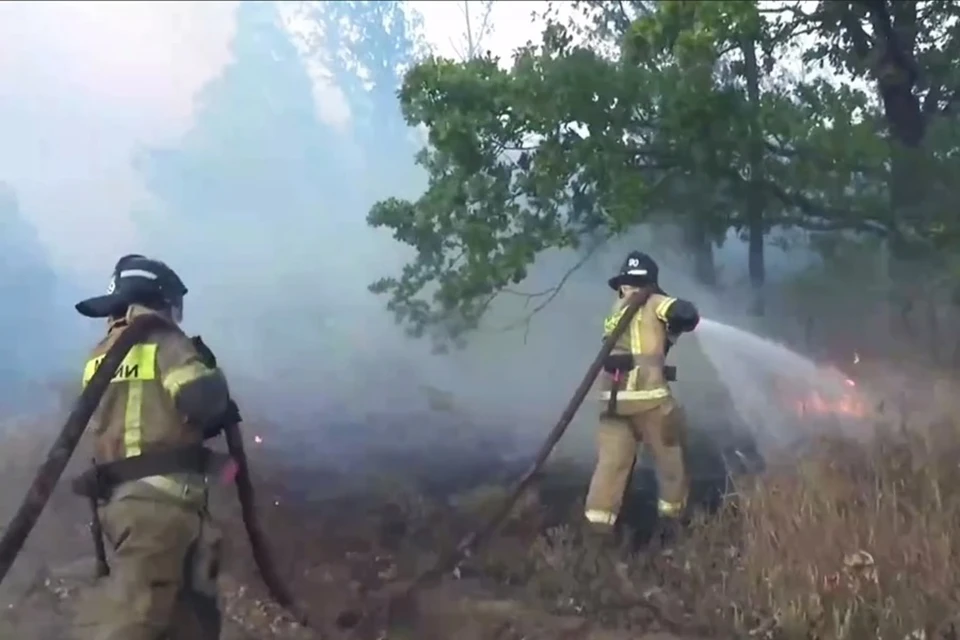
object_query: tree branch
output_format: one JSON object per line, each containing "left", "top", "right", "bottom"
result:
{"left": 493, "top": 234, "right": 611, "bottom": 341}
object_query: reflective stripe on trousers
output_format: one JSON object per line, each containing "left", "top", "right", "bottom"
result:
{"left": 658, "top": 498, "right": 683, "bottom": 517}
{"left": 585, "top": 500, "right": 683, "bottom": 526}
{"left": 584, "top": 509, "right": 617, "bottom": 526}
{"left": 140, "top": 475, "right": 208, "bottom": 502}
{"left": 599, "top": 387, "right": 669, "bottom": 401}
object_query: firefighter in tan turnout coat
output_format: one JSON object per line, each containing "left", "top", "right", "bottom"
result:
{"left": 584, "top": 251, "right": 700, "bottom": 536}
{"left": 71, "top": 254, "right": 236, "bottom": 640}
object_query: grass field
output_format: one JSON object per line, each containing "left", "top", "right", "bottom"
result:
{"left": 0, "top": 378, "right": 957, "bottom": 639}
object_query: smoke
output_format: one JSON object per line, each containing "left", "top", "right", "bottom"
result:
{"left": 0, "top": 1, "right": 815, "bottom": 471}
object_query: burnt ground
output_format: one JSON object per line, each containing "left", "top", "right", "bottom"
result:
{"left": 0, "top": 421, "right": 748, "bottom": 640}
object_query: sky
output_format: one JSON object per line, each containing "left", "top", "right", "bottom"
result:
{"left": 0, "top": 0, "right": 548, "bottom": 280}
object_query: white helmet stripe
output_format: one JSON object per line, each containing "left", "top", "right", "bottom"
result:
{"left": 118, "top": 269, "right": 159, "bottom": 280}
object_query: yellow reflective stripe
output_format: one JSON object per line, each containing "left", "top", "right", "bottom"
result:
{"left": 140, "top": 475, "right": 205, "bottom": 501}
{"left": 603, "top": 306, "right": 627, "bottom": 336}
{"left": 599, "top": 388, "right": 669, "bottom": 400}
{"left": 82, "top": 343, "right": 157, "bottom": 387}
{"left": 657, "top": 499, "right": 683, "bottom": 517}
{"left": 584, "top": 509, "right": 617, "bottom": 525}
{"left": 78, "top": 343, "right": 157, "bottom": 457}
{"left": 626, "top": 313, "right": 641, "bottom": 389}
{"left": 124, "top": 380, "right": 145, "bottom": 456}
{"left": 655, "top": 297, "right": 677, "bottom": 322}
{"left": 82, "top": 358, "right": 97, "bottom": 387}
{"left": 162, "top": 362, "right": 216, "bottom": 399}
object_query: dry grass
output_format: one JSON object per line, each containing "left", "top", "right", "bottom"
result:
{"left": 699, "top": 420, "right": 960, "bottom": 639}
{"left": 511, "top": 415, "right": 960, "bottom": 640}
{"left": 5, "top": 398, "right": 960, "bottom": 640}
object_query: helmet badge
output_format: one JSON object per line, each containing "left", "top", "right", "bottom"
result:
{"left": 625, "top": 257, "right": 648, "bottom": 276}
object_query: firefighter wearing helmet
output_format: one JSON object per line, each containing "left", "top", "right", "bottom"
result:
{"left": 71, "top": 254, "right": 235, "bottom": 639}
{"left": 584, "top": 251, "right": 700, "bottom": 540}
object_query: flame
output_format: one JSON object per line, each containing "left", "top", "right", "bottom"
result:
{"left": 784, "top": 353, "right": 869, "bottom": 419}
{"left": 792, "top": 380, "right": 868, "bottom": 419}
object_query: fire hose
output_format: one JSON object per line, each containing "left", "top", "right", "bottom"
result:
{"left": 0, "top": 291, "right": 644, "bottom": 636}
{"left": 335, "top": 291, "right": 646, "bottom": 634}
{"left": 0, "top": 313, "right": 314, "bottom": 630}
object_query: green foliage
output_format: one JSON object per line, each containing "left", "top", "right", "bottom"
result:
{"left": 369, "top": 0, "right": 960, "bottom": 346}
{"left": 368, "top": 40, "right": 651, "bottom": 342}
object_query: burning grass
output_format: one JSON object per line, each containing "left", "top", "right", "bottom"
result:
{"left": 295, "top": 411, "right": 960, "bottom": 639}
{"left": 696, "top": 420, "right": 960, "bottom": 639}
{"left": 3, "top": 400, "right": 960, "bottom": 639}
{"left": 513, "top": 416, "right": 960, "bottom": 639}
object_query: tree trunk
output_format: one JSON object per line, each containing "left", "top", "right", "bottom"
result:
{"left": 682, "top": 215, "right": 716, "bottom": 287}
{"left": 743, "top": 36, "right": 765, "bottom": 316}
{"left": 464, "top": 1, "right": 475, "bottom": 59}
{"left": 885, "top": 141, "right": 929, "bottom": 338}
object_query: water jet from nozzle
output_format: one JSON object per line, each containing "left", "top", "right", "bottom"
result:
{"left": 693, "top": 317, "right": 872, "bottom": 452}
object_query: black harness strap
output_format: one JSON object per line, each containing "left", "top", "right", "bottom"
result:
{"left": 603, "top": 353, "right": 635, "bottom": 415}
{"left": 71, "top": 446, "right": 223, "bottom": 500}
{"left": 603, "top": 355, "right": 677, "bottom": 415}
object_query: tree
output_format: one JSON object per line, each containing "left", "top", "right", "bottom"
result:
{"left": 135, "top": 0, "right": 352, "bottom": 277}
{"left": 138, "top": 1, "right": 344, "bottom": 229}
{"left": 303, "top": 0, "right": 427, "bottom": 187}
{"left": 135, "top": 0, "right": 444, "bottom": 380}
{"left": 367, "top": 37, "right": 640, "bottom": 345}
{"left": 133, "top": 0, "right": 359, "bottom": 376}
{"left": 449, "top": 1, "right": 495, "bottom": 61}
{"left": 754, "top": 1, "right": 960, "bottom": 336}
{"left": 366, "top": 0, "right": 887, "bottom": 345}
{"left": 554, "top": 1, "right": 725, "bottom": 287}
{"left": 769, "top": 1, "right": 960, "bottom": 244}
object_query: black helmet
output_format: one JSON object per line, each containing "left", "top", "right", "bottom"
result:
{"left": 76, "top": 254, "right": 187, "bottom": 319}
{"left": 607, "top": 251, "right": 664, "bottom": 293}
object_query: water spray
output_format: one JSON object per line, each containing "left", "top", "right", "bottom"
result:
{"left": 694, "top": 318, "right": 876, "bottom": 450}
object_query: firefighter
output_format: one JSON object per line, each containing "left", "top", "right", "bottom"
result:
{"left": 584, "top": 251, "right": 700, "bottom": 540}
{"left": 71, "top": 254, "right": 235, "bottom": 640}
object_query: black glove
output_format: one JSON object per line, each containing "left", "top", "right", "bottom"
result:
{"left": 191, "top": 336, "right": 241, "bottom": 437}
{"left": 202, "top": 399, "right": 242, "bottom": 439}
{"left": 191, "top": 335, "right": 217, "bottom": 368}
{"left": 663, "top": 299, "right": 700, "bottom": 334}
{"left": 667, "top": 318, "right": 698, "bottom": 334}
{"left": 203, "top": 422, "right": 224, "bottom": 440}
{"left": 603, "top": 353, "right": 635, "bottom": 374}
{"left": 222, "top": 399, "right": 242, "bottom": 425}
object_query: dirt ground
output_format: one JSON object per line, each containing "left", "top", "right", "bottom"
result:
{"left": 0, "top": 425, "right": 730, "bottom": 640}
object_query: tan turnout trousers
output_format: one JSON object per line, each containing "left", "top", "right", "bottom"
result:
{"left": 72, "top": 488, "right": 222, "bottom": 640}
{"left": 584, "top": 397, "right": 689, "bottom": 528}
